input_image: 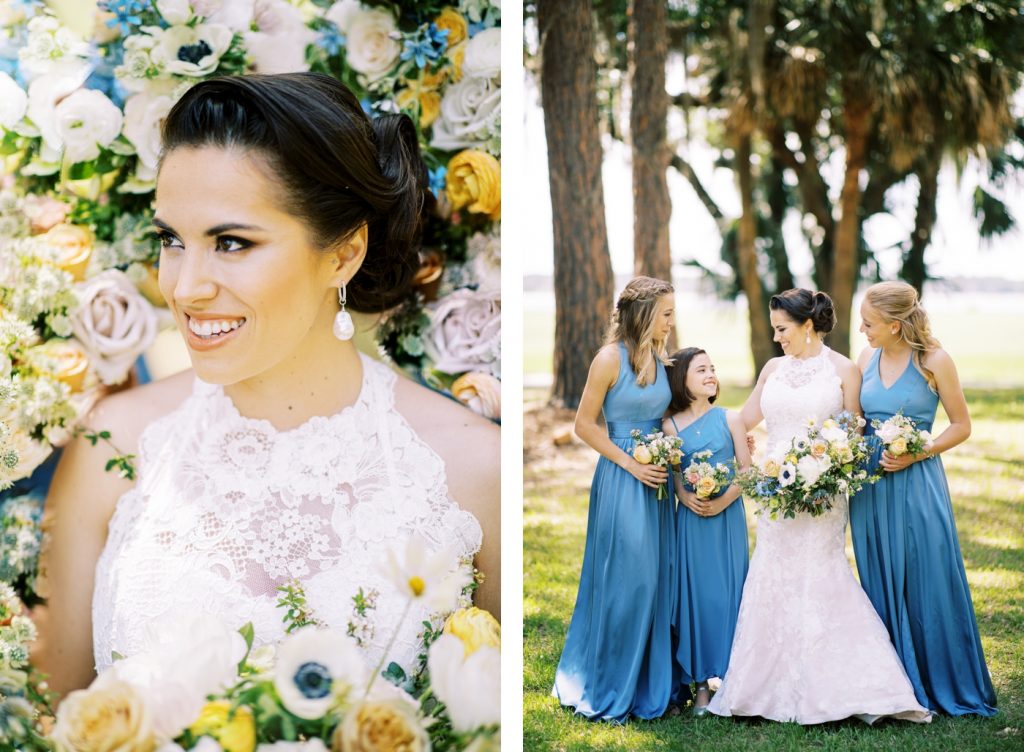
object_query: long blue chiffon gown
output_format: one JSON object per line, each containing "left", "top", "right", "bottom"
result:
{"left": 553, "top": 342, "right": 675, "bottom": 722}
{"left": 850, "top": 349, "right": 997, "bottom": 716}
{"left": 670, "top": 408, "right": 749, "bottom": 689}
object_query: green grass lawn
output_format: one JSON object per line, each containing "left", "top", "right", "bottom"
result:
{"left": 523, "top": 386, "right": 1024, "bottom": 751}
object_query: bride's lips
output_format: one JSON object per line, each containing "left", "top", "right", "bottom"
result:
{"left": 183, "top": 313, "right": 247, "bottom": 352}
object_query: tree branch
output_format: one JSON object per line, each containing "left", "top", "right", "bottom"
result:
{"left": 669, "top": 153, "right": 728, "bottom": 229}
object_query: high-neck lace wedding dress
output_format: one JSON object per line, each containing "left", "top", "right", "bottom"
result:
{"left": 707, "top": 346, "right": 930, "bottom": 724}
{"left": 93, "top": 354, "right": 483, "bottom": 677}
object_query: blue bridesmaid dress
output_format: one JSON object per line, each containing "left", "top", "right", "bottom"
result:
{"left": 553, "top": 342, "right": 675, "bottom": 722}
{"left": 670, "top": 408, "right": 749, "bottom": 689}
{"left": 850, "top": 349, "right": 997, "bottom": 716}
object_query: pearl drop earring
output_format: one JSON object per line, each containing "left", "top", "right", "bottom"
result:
{"left": 333, "top": 282, "right": 354, "bottom": 341}
{"left": 805, "top": 329, "right": 811, "bottom": 345}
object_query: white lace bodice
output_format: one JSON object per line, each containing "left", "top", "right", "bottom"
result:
{"left": 761, "top": 346, "right": 844, "bottom": 455}
{"left": 93, "top": 354, "right": 483, "bottom": 677}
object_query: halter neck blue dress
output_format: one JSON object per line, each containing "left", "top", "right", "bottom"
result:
{"left": 850, "top": 348, "right": 996, "bottom": 716}
{"left": 553, "top": 342, "right": 675, "bottom": 722}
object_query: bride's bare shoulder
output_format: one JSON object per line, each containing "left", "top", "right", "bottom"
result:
{"left": 87, "top": 369, "right": 196, "bottom": 445}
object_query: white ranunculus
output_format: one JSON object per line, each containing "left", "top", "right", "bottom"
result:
{"left": 431, "top": 75, "right": 500, "bottom": 152}
{"left": 0, "top": 73, "right": 27, "bottom": 129}
{"left": 149, "top": 22, "right": 234, "bottom": 77}
{"left": 54, "top": 88, "right": 123, "bottom": 164}
{"left": 461, "top": 26, "right": 500, "bottom": 80}
{"left": 273, "top": 627, "right": 369, "bottom": 720}
{"left": 344, "top": 7, "right": 401, "bottom": 81}
{"left": 796, "top": 454, "right": 827, "bottom": 488}
{"left": 123, "top": 90, "right": 177, "bottom": 170}
{"left": 70, "top": 269, "right": 158, "bottom": 385}
{"left": 157, "top": 0, "right": 193, "bottom": 24}
{"left": 324, "top": 0, "right": 361, "bottom": 33}
{"left": 427, "top": 634, "right": 500, "bottom": 732}
{"left": 26, "top": 63, "right": 91, "bottom": 151}
{"left": 425, "top": 287, "right": 501, "bottom": 377}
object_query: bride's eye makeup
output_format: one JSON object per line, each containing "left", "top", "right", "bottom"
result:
{"left": 154, "top": 230, "right": 184, "bottom": 250}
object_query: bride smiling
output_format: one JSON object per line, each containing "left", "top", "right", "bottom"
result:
{"left": 33, "top": 73, "right": 500, "bottom": 699}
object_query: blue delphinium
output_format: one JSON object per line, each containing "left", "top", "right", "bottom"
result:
{"left": 317, "top": 23, "right": 345, "bottom": 57}
{"left": 101, "top": 0, "right": 150, "bottom": 37}
{"left": 428, "top": 165, "right": 447, "bottom": 197}
{"left": 400, "top": 23, "right": 449, "bottom": 69}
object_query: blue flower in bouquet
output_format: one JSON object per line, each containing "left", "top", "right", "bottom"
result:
{"left": 293, "top": 661, "right": 333, "bottom": 700}
{"left": 273, "top": 626, "right": 369, "bottom": 719}
{"left": 400, "top": 23, "right": 449, "bottom": 69}
{"left": 102, "top": 0, "right": 150, "bottom": 36}
{"left": 428, "top": 165, "right": 447, "bottom": 197}
{"left": 317, "top": 24, "right": 345, "bottom": 57}
{"left": 754, "top": 479, "right": 776, "bottom": 498}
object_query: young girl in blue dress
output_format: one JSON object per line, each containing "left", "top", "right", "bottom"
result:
{"left": 553, "top": 276, "right": 677, "bottom": 722}
{"left": 851, "top": 281, "right": 997, "bottom": 716}
{"left": 663, "top": 347, "right": 751, "bottom": 715}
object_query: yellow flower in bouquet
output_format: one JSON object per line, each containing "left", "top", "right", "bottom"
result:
{"left": 810, "top": 439, "right": 829, "bottom": 458}
{"left": 39, "top": 223, "right": 94, "bottom": 281}
{"left": 632, "top": 444, "right": 652, "bottom": 464}
{"left": 448, "top": 39, "right": 467, "bottom": 80}
{"left": 435, "top": 7, "right": 468, "bottom": 47}
{"left": 333, "top": 697, "right": 429, "bottom": 752}
{"left": 889, "top": 437, "right": 908, "bottom": 456}
{"left": 35, "top": 339, "right": 90, "bottom": 393}
{"left": 51, "top": 678, "right": 156, "bottom": 752}
{"left": 396, "top": 86, "right": 442, "bottom": 127}
{"left": 188, "top": 700, "right": 256, "bottom": 752}
{"left": 444, "top": 606, "right": 501, "bottom": 657}
{"left": 696, "top": 476, "right": 718, "bottom": 498}
{"left": 446, "top": 149, "right": 500, "bottom": 219}
{"left": 762, "top": 458, "right": 781, "bottom": 478}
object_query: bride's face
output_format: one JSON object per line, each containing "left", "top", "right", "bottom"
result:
{"left": 686, "top": 353, "right": 718, "bottom": 399}
{"left": 858, "top": 302, "right": 897, "bottom": 348}
{"left": 155, "top": 146, "right": 344, "bottom": 385}
{"left": 770, "top": 309, "right": 813, "bottom": 355}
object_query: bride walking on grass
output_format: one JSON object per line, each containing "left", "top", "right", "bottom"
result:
{"left": 707, "top": 288, "right": 931, "bottom": 725}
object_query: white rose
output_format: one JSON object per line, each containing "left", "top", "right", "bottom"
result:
{"left": 0, "top": 73, "right": 27, "bottom": 129}
{"left": 70, "top": 270, "right": 158, "bottom": 385}
{"left": 157, "top": 0, "right": 193, "bottom": 24}
{"left": 431, "top": 75, "right": 500, "bottom": 152}
{"left": 797, "top": 454, "right": 825, "bottom": 488}
{"left": 53, "top": 88, "right": 124, "bottom": 164}
{"left": 427, "top": 634, "right": 500, "bottom": 732}
{"left": 149, "top": 22, "right": 235, "bottom": 77}
{"left": 461, "top": 26, "right": 500, "bottom": 80}
{"left": 344, "top": 7, "right": 401, "bottom": 81}
{"left": 876, "top": 421, "right": 902, "bottom": 444}
{"left": 819, "top": 424, "right": 846, "bottom": 443}
{"left": 324, "top": 0, "right": 361, "bottom": 33}
{"left": 123, "top": 90, "right": 178, "bottom": 171}
{"left": 425, "top": 287, "right": 500, "bottom": 377}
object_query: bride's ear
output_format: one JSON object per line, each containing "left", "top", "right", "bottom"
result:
{"left": 328, "top": 223, "right": 368, "bottom": 286}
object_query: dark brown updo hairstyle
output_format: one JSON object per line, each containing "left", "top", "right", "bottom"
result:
{"left": 769, "top": 288, "right": 836, "bottom": 333}
{"left": 667, "top": 347, "right": 719, "bottom": 413}
{"left": 160, "top": 72, "right": 430, "bottom": 313}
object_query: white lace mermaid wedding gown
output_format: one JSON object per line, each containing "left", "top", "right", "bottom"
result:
{"left": 707, "top": 347, "right": 930, "bottom": 725}
{"left": 93, "top": 354, "right": 483, "bottom": 677}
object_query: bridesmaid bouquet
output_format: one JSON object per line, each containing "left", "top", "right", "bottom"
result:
{"left": 630, "top": 429, "right": 684, "bottom": 501}
{"left": 735, "top": 411, "right": 878, "bottom": 519}
{"left": 681, "top": 450, "right": 732, "bottom": 500}
{"left": 871, "top": 413, "right": 932, "bottom": 464}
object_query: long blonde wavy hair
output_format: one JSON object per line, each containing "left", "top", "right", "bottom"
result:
{"left": 604, "top": 276, "right": 675, "bottom": 387}
{"left": 863, "top": 281, "right": 942, "bottom": 390}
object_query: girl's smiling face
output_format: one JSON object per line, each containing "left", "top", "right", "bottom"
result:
{"left": 155, "top": 146, "right": 358, "bottom": 386}
{"left": 686, "top": 352, "right": 718, "bottom": 399}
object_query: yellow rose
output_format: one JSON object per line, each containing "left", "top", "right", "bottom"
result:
{"left": 396, "top": 86, "right": 441, "bottom": 128}
{"left": 35, "top": 339, "right": 90, "bottom": 393}
{"left": 446, "top": 149, "right": 500, "bottom": 220}
{"left": 435, "top": 7, "right": 468, "bottom": 47}
{"left": 451, "top": 371, "right": 500, "bottom": 420}
{"left": 810, "top": 439, "right": 828, "bottom": 458}
{"left": 762, "top": 459, "right": 781, "bottom": 478}
{"left": 889, "top": 437, "right": 908, "bottom": 456}
{"left": 39, "top": 223, "right": 94, "bottom": 281}
{"left": 697, "top": 476, "right": 717, "bottom": 498}
{"left": 126, "top": 261, "right": 167, "bottom": 308}
{"left": 633, "top": 445, "right": 652, "bottom": 464}
{"left": 444, "top": 607, "right": 501, "bottom": 657}
{"left": 50, "top": 678, "right": 156, "bottom": 752}
{"left": 332, "top": 698, "right": 429, "bottom": 752}
{"left": 188, "top": 701, "right": 256, "bottom": 752}
{"left": 669, "top": 448, "right": 683, "bottom": 466}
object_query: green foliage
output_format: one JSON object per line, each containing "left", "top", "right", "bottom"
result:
{"left": 79, "top": 427, "right": 137, "bottom": 481}
{"left": 276, "top": 581, "right": 322, "bottom": 634}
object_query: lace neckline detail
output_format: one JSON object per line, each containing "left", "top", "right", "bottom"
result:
{"left": 773, "top": 346, "right": 833, "bottom": 389}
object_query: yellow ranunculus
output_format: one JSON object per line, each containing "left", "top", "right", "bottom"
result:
{"left": 188, "top": 701, "right": 256, "bottom": 752}
{"left": 633, "top": 445, "right": 652, "bottom": 464}
{"left": 435, "top": 7, "right": 468, "bottom": 47}
{"left": 35, "top": 339, "right": 90, "bottom": 393}
{"left": 448, "top": 39, "right": 466, "bottom": 80}
{"left": 446, "top": 149, "right": 500, "bottom": 220}
{"left": 396, "top": 86, "right": 441, "bottom": 128}
{"left": 889, "top": 437, "right": 908, "bottom": 456}
{"left": 444, "top": 606, "right": 501, "bottom": 657}
{"left": 50, "top": 678, "right": 156, "bottom": 752}
{"left": 39, "top": 223, "right": 94, "bottom": 281}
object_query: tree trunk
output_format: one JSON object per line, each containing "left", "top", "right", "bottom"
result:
{"left": 901, "top": 155, "right": 939, "bottom": 297}
{"left": 628, "top": 0, "right": 672, "bottom": 283}
{"left": 736, "top": 134, "right": 775, "bottom": 377}
{"left": 830, "top": 95, "right": 872, "bottom": 358}
{"left": 538, "top": 0, "right": 615, "bottom": 408}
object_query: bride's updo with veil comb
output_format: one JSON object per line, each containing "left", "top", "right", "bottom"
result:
{"left": 605, "top": 276, "right": 674, "bottom": 386}
{"left": 769, "top": 288, "right": 837, "bottom": 334}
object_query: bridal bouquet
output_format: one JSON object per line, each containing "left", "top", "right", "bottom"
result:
{"left": 681, "top": 449, "right": 732, "bottom": 500}
{"left": 871, "top": 412, "right": 932, "bottom": 465}
{"left": 630, "top": 429, "right": 683, "bottom": 501}
{"left": 44, "top": 536, "right": 499, "bottom": 752}
{"left": 736, "top": 411, "right": 878, "bottom": 519}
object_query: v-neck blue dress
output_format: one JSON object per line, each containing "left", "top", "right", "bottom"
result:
{"left": 553, "top": 342, "right": 675, "bottom": 722}
{"left": 850, "top": 348, "right": 996, "bottom": 716}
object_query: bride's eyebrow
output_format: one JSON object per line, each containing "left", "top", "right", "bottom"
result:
{"left": 151, "top": 218, "right": 266, "bottom": 236}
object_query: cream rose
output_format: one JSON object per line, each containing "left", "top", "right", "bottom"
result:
{"left": 123, "top": 90, "right": 178, "bottom": 171}
{"left": 424, "top": 287, "right": 500, "bottom": 377}
{"left": 53, "top": 88, "right": 124, "bottom": 165}
{"left": 343, "top": 7, "right": 401, "bottom": 81}
{"left": 451, "top": 371, "right": 500, "bottom": 420}
{"left": 461, "top": 26, "right": 499, "bottom": 80}
{"left": 697, "top": 476, "right": 718, "bottom": 498}
{"left": 39, "top": 222, "right": 94, "bottom": 280}
{"left": 0, "top": 72, "right": 27, "bottom": 129}
{"left": 51, "top": 676, "right": 157, "bottom": 752}
{"left": 431, "top": 76, "right": 500, "bottom": 152}
{"left": 331, "top": 696, "right": 429, "bottom": 752}
{"left": 427, "top": 633, "right": 500, "bottom": 733}
{"left": 633, "top": 445, "right": 652, "bottom": 464}
{"left": 889, "top": 437, "right": 908, "bottom": 456}
{"left": 34, "top": 339, "right": 90, "bottom": 393}
{"left": 70, "top": 269, "right": 158, "bottom": 385}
